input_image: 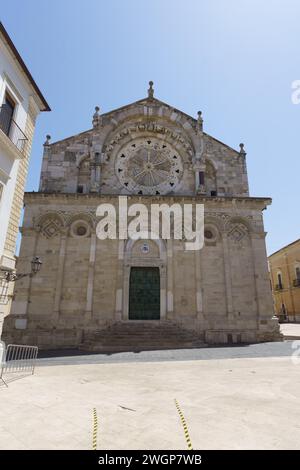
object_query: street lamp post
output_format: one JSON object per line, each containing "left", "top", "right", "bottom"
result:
{"left": 1, "top": 257, "right": 43, "bottom": 282}
{"left": 0, "top": 257, "right": 43, "bottom": 304}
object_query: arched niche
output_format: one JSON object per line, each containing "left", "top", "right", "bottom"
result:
{"left": 122, "top": 237, "right": 167, "bottom": 320}
{"left": 77, "top": 155, "right": 91, "bottom": 193}
{"left": 205, "top": 160, "right": 217, "bottom": 195}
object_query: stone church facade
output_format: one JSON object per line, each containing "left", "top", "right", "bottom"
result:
{"left": 3, "top": 83, "right": 281, "bottom": 349}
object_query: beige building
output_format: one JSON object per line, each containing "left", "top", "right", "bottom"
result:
{"left": 269, "top": 239, "right": 300, "bottom": 322}
{"left": 0, "top": 23, "right": 50, "bottom": 340}
{"left": 3, "top": 83, "right": 281, "bottom": 350}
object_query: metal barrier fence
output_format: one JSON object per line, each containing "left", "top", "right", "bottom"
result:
{"left": 0, "top": 344, "right": 38, "bottom": 387}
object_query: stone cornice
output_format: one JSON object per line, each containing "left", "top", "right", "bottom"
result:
{"left": 24, "top": 191, "right": 272, "bottom": 209}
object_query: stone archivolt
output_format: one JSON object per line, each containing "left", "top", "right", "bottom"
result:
{"left": 104, "top": 121, "right": 194, "bottom": 160}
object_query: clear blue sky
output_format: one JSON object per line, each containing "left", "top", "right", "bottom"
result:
{"left": 2, "top": 0, "right": 300, "bottom": 255}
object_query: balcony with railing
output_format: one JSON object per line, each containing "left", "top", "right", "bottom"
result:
{"left": 293, "top": 278, "right": 300, "bottom": 287}
{"left": 0, "top": 105, "right": 28, "bottom": 154}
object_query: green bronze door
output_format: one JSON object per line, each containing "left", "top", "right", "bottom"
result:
{"left": 129, "top": 267, "right": 160, "bottom": 320}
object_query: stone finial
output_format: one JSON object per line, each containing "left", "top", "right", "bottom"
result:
{"left": 92, "top": 106, "right": 102, "bottom": 128}
{"left": 148, "top": 81, "right": 154, "bottom": 99}
{"left": 197, "top": 111, "right": 203, "bottom": 132}
{"left": 43, "top": 134, "right": 51, "bottom": 146}
{"left": 239, "top": 143, "right": 246, "bottom": 156}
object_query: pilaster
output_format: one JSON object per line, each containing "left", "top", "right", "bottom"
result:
{"left": 85, "top": 233, "right": 97, "bottom": 322}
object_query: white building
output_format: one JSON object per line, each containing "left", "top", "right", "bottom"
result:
{"left": 0, "top": 22, "right": 50, "bottom": 343}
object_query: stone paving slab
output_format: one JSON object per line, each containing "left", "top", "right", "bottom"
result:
{"left": 0, "top": 351, "right": 300, "bottom": 450}
{"left": 37, "top": 340, "right": 294, "bottom": 366}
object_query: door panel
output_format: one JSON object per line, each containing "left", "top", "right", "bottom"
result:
{"left": 129, "top": 267, "right": 160, "bottom": 320}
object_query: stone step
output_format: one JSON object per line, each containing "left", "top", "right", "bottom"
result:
{"left": 80, "top": 344, "right": 206, "bottom": 353}
{"left": 81, "top": 340, "right": 206, "bottom": 352}
{"left": 91, "top": 334, "right": 198, "bottom": 340}
{"left": 80, "top": 321, "right": 206, "bottom": 352}
{"left": 87, "top": 333, "right": 203, "bottom": 341}
{"left": 86, "top": 339, "right": 204, "bottom": 346}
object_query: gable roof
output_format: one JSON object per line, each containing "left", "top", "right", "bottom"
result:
{"left": 269, "top": 238, "right": 300, "bottom": 258}
{"left": 101, "top": 96, "right": 196, "bottom": 122}
{"left": 48, "top": 95, "right": 240, "bottom": 154}
{"left": 0, "top": 22, "right": 50, "bottom": 111}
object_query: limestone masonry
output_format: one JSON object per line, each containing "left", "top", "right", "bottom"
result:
{"left": 3, "top": 84, "right": 281, "bottom": 349}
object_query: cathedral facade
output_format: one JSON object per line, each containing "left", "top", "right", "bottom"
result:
{"left": 3, "top": 83, "right": 281, "bottom": 350}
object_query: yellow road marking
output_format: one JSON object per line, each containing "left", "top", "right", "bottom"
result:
{"left": 92, "top": 408, "right": 98, "bottom": 450}
{"left": 174, "top": 399, "right": 193, "bottom": 450}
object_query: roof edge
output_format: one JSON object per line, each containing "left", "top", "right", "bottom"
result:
{"left": 24, "top": 192, "right": 272, "bottom": 204}
{"left": 269, "top": 238, "right": 300, "bottom": 258}
{"left": 48, "top": 96, "right": 240, "bottom": 155}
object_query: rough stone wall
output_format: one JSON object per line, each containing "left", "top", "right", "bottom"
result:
{"left": 39, "top": 99, "right": 248, "bottom": 198}
{"left": 2, "top": 97, "right": 281, "bottom": 347}
{"left": 2, "top": 193, "right": 281, "bottom": 347}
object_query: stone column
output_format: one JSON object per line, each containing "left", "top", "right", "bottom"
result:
{"left": 250, "top": 233, "right": 274, "bottom": 319}
{"left": 222, "top": 232, "right": 233, "bottom": 318}
{"left": 24, "top": 228, "right": 40, "bottom": 317}
{"left": 90, "top": 151, "right": 102, "bottom": 193}
{"left": 115, "top": 240, "right": 124, "bottom": 321}
{"left": 94, "top": 152, "right": 102, "bottom": 191}
{"left": 249, "top": 234, "right": 260, "bottom": 326}
{"left": 122, "top": 264, "right": 130, "bottom": 320}
{"left": 160, "top": 264, "right": 167, "bottom": 319}
{"left": 90, "top": 162, "right": 96, "bottom": 188}
{"left": 195, "top": 247, "right": 204, "bottom": 320}
{"left": 39, "top": 136, "right": 51, "bottom": 191}
{"left": 250, "top": 232, "right": 280, "bottom": 339}
{"left": 85, "top": 233, "right": 96, "bottom": 322}
{"left": 53, "top": 232, "right": 67, "bottom": 321}
{"left": 167, "top": 239, "right": 174, "bottom": 317}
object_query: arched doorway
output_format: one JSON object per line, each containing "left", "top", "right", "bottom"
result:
{"left": 122, "top": 238, "right": 167, "bottom": 320}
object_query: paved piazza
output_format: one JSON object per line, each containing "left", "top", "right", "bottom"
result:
{"left": 0, "top": 340, "right": 299, "bottom": 450}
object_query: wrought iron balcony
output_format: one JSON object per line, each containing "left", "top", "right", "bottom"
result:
{"left": 293, "top": 278, "right": 300, "bottom": 287}
{"left": 0, "top": 105, "right": 28, "bottom": 154}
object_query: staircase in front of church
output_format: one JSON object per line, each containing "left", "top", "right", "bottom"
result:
{"left": 79, "top": 321, "right": 207, "bottom": 353}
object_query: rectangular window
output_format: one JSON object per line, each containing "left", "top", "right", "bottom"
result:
{"left": 199, "top": 171, "right": 204, "bottom": 185}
